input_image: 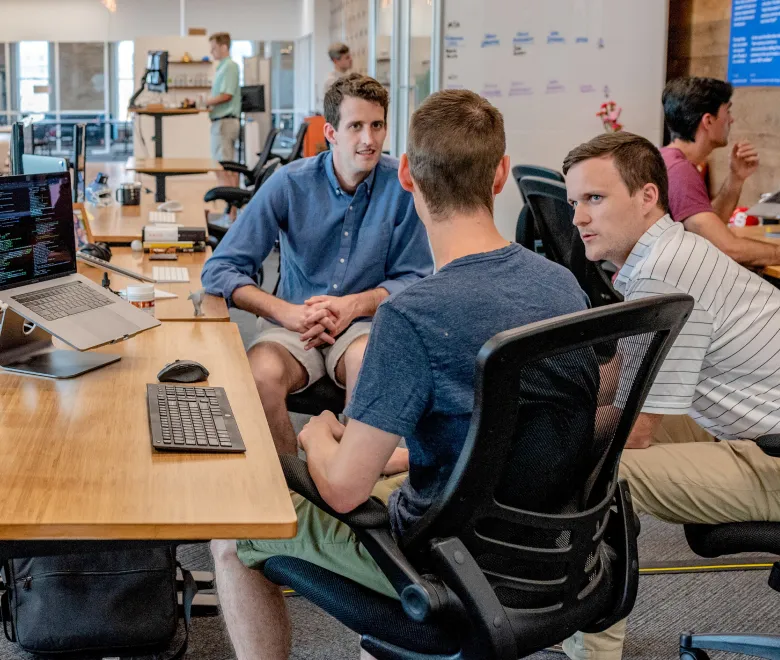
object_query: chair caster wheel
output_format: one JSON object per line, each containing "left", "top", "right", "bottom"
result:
{"left": 680, "top": 650, "right": 709, "bottom": 660}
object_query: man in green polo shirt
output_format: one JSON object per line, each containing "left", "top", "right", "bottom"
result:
{"left": 206, "top": 32, "right": 241, "bottom": 188}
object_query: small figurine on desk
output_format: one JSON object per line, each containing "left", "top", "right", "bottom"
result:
{"left": 188, "top": 290, "right": 205, "bottom": 317}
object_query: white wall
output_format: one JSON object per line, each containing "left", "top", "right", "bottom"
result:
{"left": 302, "top": 0, "right": 332, "bottom": 112}
{"left": 0, "top": 0, "right": 302, "bottom": 42}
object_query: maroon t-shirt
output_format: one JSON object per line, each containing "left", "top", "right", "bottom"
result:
{"left": 661, "top": 147, "right": 714, "bottom": 222}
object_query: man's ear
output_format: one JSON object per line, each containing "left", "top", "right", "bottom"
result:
{"left": 641, "top": 182, "right": 660, "bottom": 212}
{"left": 493, "top": 154, "right": 511, "bottom": 196}
{"left": 398, "top": 154, "right": 415, "bottom": 193}
{"left": 324, "top": 122, "right": 337, "bottom": 146}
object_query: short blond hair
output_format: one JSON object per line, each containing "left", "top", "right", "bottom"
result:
{"left": 328, "top": 42, "right": 350, "bottom": 62}
{"left": 209, "top": 32, "right": 231, "bottom": 49}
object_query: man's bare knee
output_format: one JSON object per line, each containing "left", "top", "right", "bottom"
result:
{"left": 247, "top": 343, "right": 306, "bottom": 397}
{"left": 340, "top": 335, "right": 369, "bottom": 381}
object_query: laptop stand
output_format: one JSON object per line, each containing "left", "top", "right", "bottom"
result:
{"left": 0, "top": 306, "right": 120, "bottom": 379}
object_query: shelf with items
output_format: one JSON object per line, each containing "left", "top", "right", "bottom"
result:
{"left": 169, "top": 60, "right": 212, "bottom": 65}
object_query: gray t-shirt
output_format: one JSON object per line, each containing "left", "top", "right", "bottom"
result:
{"left": 345, "top": 244, "right": 590, "bottom": 537}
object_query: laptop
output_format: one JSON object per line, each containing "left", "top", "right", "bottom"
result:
{"left": 21, "top": 154, "right": 69, "bottom": 175}
{"left": 747, "top": 191, "right": 780, "bottom": 219}
{"left": 0, "top": 171, "right": 160, "bottom": 352}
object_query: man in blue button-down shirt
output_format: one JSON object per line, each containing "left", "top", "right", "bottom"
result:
{"left": 202, "top": 74, "right": 433, "bottom": 454}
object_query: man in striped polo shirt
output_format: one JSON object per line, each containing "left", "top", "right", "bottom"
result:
{"left": 562, "top": 131, "right": 780, "bottom": 660}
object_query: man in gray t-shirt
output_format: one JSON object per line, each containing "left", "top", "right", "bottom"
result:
{"left": 211, "top": 89, "right": 590, "bottom": 659}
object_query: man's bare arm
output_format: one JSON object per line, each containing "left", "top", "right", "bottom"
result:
{"left": 683, "top": 212, "right": 780, "bottom": 267}
{"left": 711, "top": 175, "right": 745, "bottom": 224}
{"left": 624, "top": 412, "right": 664, "bottom": 449}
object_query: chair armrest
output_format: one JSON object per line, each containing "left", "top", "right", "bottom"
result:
{"left": 757, "top": 434, "right": 780, "bottom": 457}
{"left": 279, "top": 454, "right": 388, "bottom": 529}
{"left": 278, "top": 455, "right": 457, "bottom": 622}
{"left": 203, "top": 186, "right": 252, "bottom": 207}
{"left": 219, "top": 161, "right": 252, "bottom": 177}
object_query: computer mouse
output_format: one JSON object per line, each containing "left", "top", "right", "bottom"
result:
{"left": 157, "top": 359, "right": 210, "bottom": 383}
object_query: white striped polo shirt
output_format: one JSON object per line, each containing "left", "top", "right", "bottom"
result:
{"left": 614, "top": 214, "right": 780, "bottom": 440}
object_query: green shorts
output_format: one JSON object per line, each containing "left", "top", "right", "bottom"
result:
{"left": 237, "top": 473, "right": 407, "bottom": 601}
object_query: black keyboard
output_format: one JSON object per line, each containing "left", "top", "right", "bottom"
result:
{"left": 147, "top": 384, "right": 246, "bottom": 453}
{"left": 12, "top": 281, "right": 113, "bottom": 322}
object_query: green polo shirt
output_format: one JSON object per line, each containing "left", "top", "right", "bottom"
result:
{"left": 209, "top": 58, "right": 241, "bottom": 120}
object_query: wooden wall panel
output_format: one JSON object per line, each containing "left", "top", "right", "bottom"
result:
{"left": 668, "top": 0, "right": 780, "bottom": 205}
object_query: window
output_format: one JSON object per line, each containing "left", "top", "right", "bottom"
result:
{"left": 0, "top": 44, "right": 7, "bottom": 112}
{"left": 18, "top": 41, "right": 50, "bottom": 112}
{"left": 230, "top": 40, "right": 254, "bottom": 86}
{"left": 116, "top": 41, "right": 134, "bottom": 121}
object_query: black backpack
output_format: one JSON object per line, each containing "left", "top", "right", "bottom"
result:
{"left": 1, "top": 544, "right": 196, "bottom": 658}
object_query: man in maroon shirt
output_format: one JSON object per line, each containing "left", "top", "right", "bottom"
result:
{"left": 662, "top": 77, "right": 780, "bottom": 266}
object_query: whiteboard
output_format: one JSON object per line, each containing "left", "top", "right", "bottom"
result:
{"left": 441, "top": 0, "right": 670, "bottom": 239}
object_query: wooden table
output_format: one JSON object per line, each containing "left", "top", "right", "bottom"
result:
{"left": 87, "top": 198, "right": 207, "bottom": 244}
{"left": 0, "top": 322, "right": 296, "bottom": 540}
{"left": 731, "top": 225, "right": 780, "bottom": 279}
{"left": 127, "top": 157, "right": 222, "bottom": 202}
{"left": 77, "top": 247, "right": 229, "bottom": 322}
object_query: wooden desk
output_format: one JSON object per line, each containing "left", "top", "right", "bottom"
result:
{"left": 77, "top": 247, "right": 229, "bottom": 322}
{"left": 127, "top": 157, "right": 222, "bottom": 202}
{"left": 0, "top": 322, "right": 296, "bottom": 540}
{"left": 87, "top": 199, "right": 206, "bottom": 244}
{"left": 731, "top": 225, "right": 780, "bottom": 279}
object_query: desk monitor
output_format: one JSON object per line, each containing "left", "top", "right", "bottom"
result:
{"left": 241, "top": 85, "right": 265, "bottom": 113}
{"left": 146, "top": 50, "right": 169, "bottom": 94}
{"left": 22, "top": 154, "right": 69, "bottom": 175}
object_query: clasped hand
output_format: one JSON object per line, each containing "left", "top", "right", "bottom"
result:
{"left": 279, "top": 295, "right": 360, "bottom": 350}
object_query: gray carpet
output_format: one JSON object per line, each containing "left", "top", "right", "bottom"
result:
{"left": 1, "top": 252, "right": 777, "bottom": 658}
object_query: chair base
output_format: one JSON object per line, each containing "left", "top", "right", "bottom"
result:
{"left": 680, "top": 632, "right": 780, "bottom": 660}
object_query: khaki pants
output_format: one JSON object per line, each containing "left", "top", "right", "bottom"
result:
{"left": 568, "top": 414, "right": 780, "bottom": 660}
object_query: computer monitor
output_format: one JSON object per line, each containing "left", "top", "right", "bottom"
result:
{"left": 22, "top": 154, "right": 69, "bottom": 175}
{"left": 0, "top": 172, "right": 76, "bottom": 291}
{"left": 241, "top": 85, "right": 265, "bottom": 113}
{"left": 146, "top": 50, "right": 169, "bottom": 93}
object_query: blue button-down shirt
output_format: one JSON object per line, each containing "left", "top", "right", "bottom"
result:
{"left": 201, "top": 151, "right": 433, "bottom": 307}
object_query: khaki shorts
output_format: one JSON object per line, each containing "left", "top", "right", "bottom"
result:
{"left": 210, "top": 118, "right": 240, "bottom": 162}
{"left": 248, "top": 319, "right": 372, "bottom": 393}
{"left": 237, "top": 473, "right": 407, "bottom": 600}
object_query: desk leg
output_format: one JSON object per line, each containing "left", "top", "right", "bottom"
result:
{"left": 154, "top": 115, "right": 163, "bottom": 158}
{"left": 155, "top": 174, "right": 166, "bottom": 202}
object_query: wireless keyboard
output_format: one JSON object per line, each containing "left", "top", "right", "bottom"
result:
{"left": 152, "top": 266, "right": 190, "bottom": 283}
{"left": 149, "top": 211, "right": 178, "bottom": 224}
{"left": 147, "top": 384, "right": 246, "bottom": 453}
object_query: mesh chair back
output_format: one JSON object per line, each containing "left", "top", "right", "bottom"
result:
{"left": 253, "top": 157, "right": 281, "bottom": 190}
{"left": 512, "top": 165, "right": 564, "bottom": 204}
{"left": 520, "top": 176, "right": 622, "bottom": 307}
{"left": 511, "top": 165, "right": 563, "bottom": 249}
{"left": 253, "top": 128, "right": 281, "bottom": 175}
{"left": 401, "top": 295, "right": 693, "bottom": 652}
{"left": 288, "top": 123, "right": 309, "bottom": 163}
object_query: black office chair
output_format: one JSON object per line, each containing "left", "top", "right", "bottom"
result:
{"left": 204, "top": 129, "right": 281, "bottom": 217}
{"left": 286, "top": 378, "right": 346, "bottom": 416}
{"left": 519, "top": 176, "right": 623, "bottom": 307}
{"left": 512, "top": 165, "right": 564, "bottom": 252}
{"left": 679, "top": 434, "right": 780, "bottom": 660}
{"left": 206, "top": 158, "right": 282, "bottom": 250}
{"left": 263, "top": 294, "right": 694, "bottom": 660}
{"left": 271, "top": 122, "right": 309, "bottom": 166}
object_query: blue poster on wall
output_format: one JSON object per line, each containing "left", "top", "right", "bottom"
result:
{"left": 729, "top": 0, "right": 780, "bottom": 86}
